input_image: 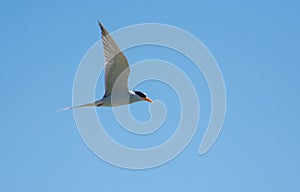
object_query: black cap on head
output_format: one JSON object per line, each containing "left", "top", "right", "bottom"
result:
{"left": 134, "top": 91, "right": 146, "bottom": 98}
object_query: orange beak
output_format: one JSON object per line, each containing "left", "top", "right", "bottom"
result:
{"left": 143, "top": 97, "right": 153, "bottom": 103}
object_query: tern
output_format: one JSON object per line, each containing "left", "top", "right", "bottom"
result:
{"left": 61, "top": 22, "right": 152, "bottom": 111}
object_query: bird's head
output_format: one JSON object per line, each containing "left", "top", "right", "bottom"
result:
{"left": 130, "top": 90, "right": 153, "bottom": 103}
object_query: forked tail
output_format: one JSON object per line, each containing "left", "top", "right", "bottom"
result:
{"left": 57, "top": 102, "right": 96, "bottom": 112}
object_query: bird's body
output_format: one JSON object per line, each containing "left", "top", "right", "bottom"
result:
{"left": 60, "top": 22, "right": 152, "bottom": 111}
{"left": 96, "top": 91, "right": 152, "bottom": 107}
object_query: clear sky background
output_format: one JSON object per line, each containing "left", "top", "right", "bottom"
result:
{"left": 2, "top": 0, "right": 300, "bottom": 191}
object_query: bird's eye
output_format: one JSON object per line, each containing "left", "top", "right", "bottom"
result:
{"left": 134, "top": 91, "right": 146, "bottom": 98}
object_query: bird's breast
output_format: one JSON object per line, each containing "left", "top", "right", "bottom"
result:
{"left": 100, "top": 93, "right": 132, "bottom": 107}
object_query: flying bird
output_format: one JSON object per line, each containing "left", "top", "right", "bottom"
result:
{"left": 61, "top": 22, "right": 152, "bottom": 111}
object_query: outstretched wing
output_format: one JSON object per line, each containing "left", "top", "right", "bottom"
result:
{"left": 98, "top": 22, "right": 130, "bottom": 97}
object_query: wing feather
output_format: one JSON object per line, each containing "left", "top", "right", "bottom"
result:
{"left": 98, "top": 22, "right": 130, "bottom": 97}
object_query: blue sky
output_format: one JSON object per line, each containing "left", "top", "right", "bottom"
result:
{"left": 2, "top": 0, "right": 300, "bottom": 191}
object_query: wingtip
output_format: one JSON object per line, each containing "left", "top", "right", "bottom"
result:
{"left": 97, "top": 21, "right": 108, "bottom": 36}
{"left": 97, "top": 20, "right": 102, "bottom": 27}
{"left": 97, "top": 21, "right": 104, "bottom": 30}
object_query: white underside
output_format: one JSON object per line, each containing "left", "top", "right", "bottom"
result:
{"left": 98, "top": 92, "right": 137, "bottom": 107}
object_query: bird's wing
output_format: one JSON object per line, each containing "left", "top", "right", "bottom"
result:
{"left": 98, "top": 22, "right": 130, "bottom": 97}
